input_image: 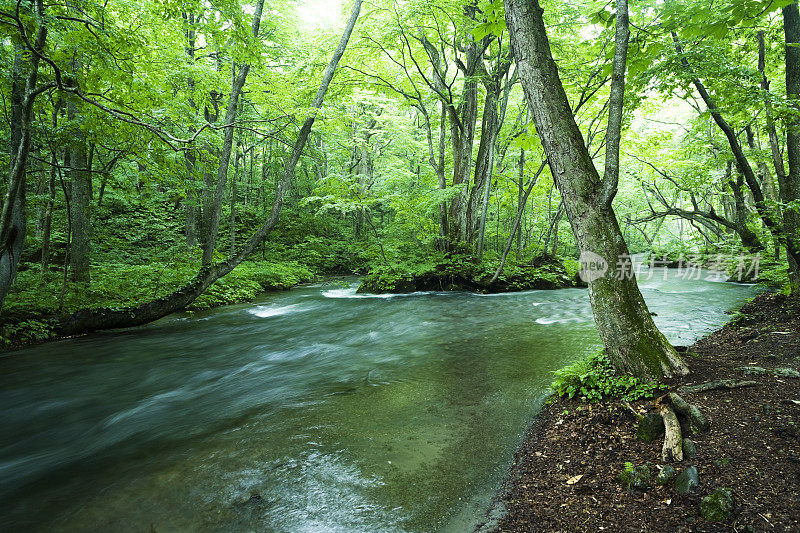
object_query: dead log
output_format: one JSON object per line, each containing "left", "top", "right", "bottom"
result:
{"left": 677, "top": 380, "right": 759, "bottom": 394}
{"left": 657, "top": 399, "right": 683, "bottom": 462}
{"left": 668, "top": 392, "right": 710, "bottom": 433}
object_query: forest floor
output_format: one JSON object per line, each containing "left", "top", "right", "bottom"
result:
{"left": 486, "top": 292, "right": 800, "bottom": 532}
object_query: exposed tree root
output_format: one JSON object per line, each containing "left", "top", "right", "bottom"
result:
{"left": 656, "top": 399, "right": 683, "bottom": 462}
{"left": 677, "top": 379, "right": 759, "bottom": 394}
{"left": 667, "top": 392, "right": 710, "bottom": 433}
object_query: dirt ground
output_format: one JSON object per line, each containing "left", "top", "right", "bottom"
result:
{"left": 486, "top": 292, "right": 800, "bottom": 532}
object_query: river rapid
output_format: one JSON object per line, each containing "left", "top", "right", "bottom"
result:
{"left": 0, "top": 268, "right": 756, "bottom": 531}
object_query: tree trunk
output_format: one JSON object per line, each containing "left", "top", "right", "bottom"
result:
{"left": 230, "top": 140, "right": 241, "bottom": 256}
{"left": 183, "top": 10, "right": 198, "bottom": 251}
{"left": 447, "top": 43, "right": 482, "bottom": 245}
{"left": 471, "top": 61, "right": 508, "bottom": 251}
{"left": 783, "top": 2, "right": 800, "bottom": 293}
{"left": 67, "top": 87, "right": 92, "bottom": 283}
{"left": 0, "top": 1, "right": 48, "bottom": 312}
{"left": 730, "top": 168, "right": 763, "bottom": 253}
{"left": 56, "top": 0, "right": 363, "bottom": 335}
{"left": 506, "top": 0, "right": 687, "bottom": 379}
{"left": 41, "top": 148, "right": 56, "bottom": 273}
{"left": 516, "top": 148, "right": 525, "bottom": 257}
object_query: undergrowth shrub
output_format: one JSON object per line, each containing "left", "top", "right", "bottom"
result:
{"left": 551, "top": 350, "right": 666, "bottom": 402}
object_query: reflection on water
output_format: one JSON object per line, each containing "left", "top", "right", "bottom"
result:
{"left": 0, "top": 269, "right": 756, "bottom": 531}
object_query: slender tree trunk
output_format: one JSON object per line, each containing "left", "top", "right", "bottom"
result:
{"left": 516, "top": 148, "right": 525, "bottom": 257}
{"left": 56, "top": 0, "right": 363, "bottom": 335}
{"left": 183, "top": 10, "right": 198, "bottom": 251}
{"left": 729, "top": 166, "right": 763, "bottom": 252}
{"left": 472, "top": 60, "right": 509, "bottom": 252}
{"left": 230, "top": 141, "right": 241, "bottom": 256}
{"left": 448, "top": 43, "right": 482, "bottom": 245}
{"left": 41, "top": 103, "right": 60, "bottom": 273}
{"left": 506, "top": 0, "right": 686, "bottom": 379}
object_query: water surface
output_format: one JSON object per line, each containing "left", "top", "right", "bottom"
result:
{"left": 0, "top": 269, "right": 756, "bottom": 531}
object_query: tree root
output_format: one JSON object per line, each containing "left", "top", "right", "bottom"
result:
{"left": 677, "top": 379, "right": 759, "bottom": 394}
{"left": 668, "top": 392, "right": 710, "bottom": 433}
{"left": 656, "top": 399, "right": 683, "bottom": 462}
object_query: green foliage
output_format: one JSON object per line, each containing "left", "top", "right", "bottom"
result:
{"left": 358, "top": 254, "right": 577, "bottom": 293}
{"left": 189, "top": 261, "right": 314, "bottom": 310}
{"left": 755, "top": 260, "right": 790, "bottom": 292}
{"left": 3, "top": 260, "right": 313, "bottom": 318}
{"left": 0, "top": 319, "right": 56, "bottom": 346}
{"left": 551, "top": 350, "right": 667, "bottom": 403}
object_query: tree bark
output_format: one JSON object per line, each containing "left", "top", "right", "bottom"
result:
{"left": 183, "top": 10, "right": 199, "bottom": 251}
{"left": 506, "top": 0, "right": 687, "bottom": 379}
{"left": 0, "top": 0, "right": 49, "bottom": 312}
{"left": 56, "top": 0, "right": 363, "bottom": 335}
{"left": 67, "top": 75, "right": 92, "bottom": 283}
{"left": 729, "top": 165, "right": 763, "bottom": 252}
{"left": 783, "top": 2, "right": 800, "bottom": 293}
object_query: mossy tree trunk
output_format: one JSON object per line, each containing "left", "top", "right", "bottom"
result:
{"left": 783, "top": 2, "right": 800, "bottom": 294}
{"left": 505, "top": 0, "right": 687, "bottom": 380}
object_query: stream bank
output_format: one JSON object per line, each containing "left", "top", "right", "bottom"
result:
{"left": 486, "top": 292, "right": 800, "bottom": 532}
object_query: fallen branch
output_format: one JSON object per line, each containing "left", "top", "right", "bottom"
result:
{"left": 677, "top": 380, "right": 759, "bottom": 394}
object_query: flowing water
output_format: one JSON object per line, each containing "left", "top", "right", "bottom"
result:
{"left": 0, "top": 268, "right": 756, "bottom": 532}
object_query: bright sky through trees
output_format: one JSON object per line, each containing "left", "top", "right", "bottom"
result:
{"left": 296, "top": 0, "right": 344, "bottom": 29}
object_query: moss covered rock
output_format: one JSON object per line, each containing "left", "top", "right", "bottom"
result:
{"left": 700, "top": 488, "right": 734, "bottom": 522}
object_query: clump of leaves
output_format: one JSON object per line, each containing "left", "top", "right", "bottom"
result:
{"left": 551, "top": 350, "right": 666, "bottom": 402}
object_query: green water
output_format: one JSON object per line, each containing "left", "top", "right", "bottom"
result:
{"left": 0, "top": 270, "right": 756, "bottom": 531}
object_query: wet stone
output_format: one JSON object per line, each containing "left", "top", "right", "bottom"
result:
{"left": 674, "top": 466, "right": 699, "bottom": 495}
{"left": 656, "top": 465, "right": 676, "bottom": 486}
{"left": 682, "top": 438, "right": 697, "bottom": 459}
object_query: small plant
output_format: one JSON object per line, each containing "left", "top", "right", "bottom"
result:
{"left": 551, "top": 350, "right": 667, "bottom": 402}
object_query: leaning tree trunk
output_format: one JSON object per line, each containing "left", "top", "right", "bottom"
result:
{"left": 505, "top": 0, "right": 687, "bottom": 380}
{"left": 56, "top": 0, "right": 363, "bottom": 335}
{"left": 730, "top": 171, "right": 763, "bottom": 253}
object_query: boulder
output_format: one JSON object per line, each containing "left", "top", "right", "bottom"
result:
{"left": 655, "top": 465, "right": 676, "bottom": 486}
{"left": 636, "top": 413, "right": 665, "bottom": 442}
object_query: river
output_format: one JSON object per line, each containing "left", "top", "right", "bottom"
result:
{"left": 0, "top": 268, "right": 756, "bottom": 532}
